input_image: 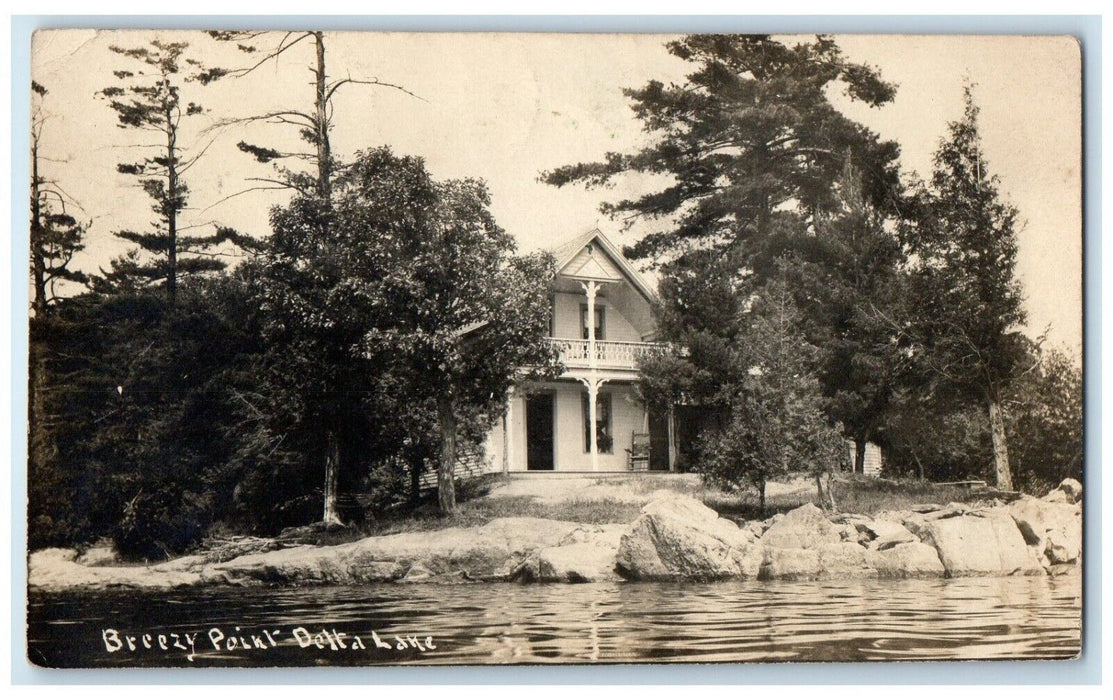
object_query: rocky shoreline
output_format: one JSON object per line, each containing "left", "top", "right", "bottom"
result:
{"left": 28, "top": 479, "right": 1082, "bottom": 591}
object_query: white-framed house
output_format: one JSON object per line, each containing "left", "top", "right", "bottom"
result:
{"left": 483, "top": 229, "right": 678, "bottom": 473}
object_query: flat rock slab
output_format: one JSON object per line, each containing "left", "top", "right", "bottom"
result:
{"left": 919, "top": 510, "right": 1044, "bottom": 577}
{"left": 856, "top": 520, "right": 919, "bottom": 551}
{"left": 29, "top": 549, "right": 204, "bottom": 590}
{"left": 213, "top": 517, "right": 583, "bottom": 584}
{"left": 867, "top": 542, "right": 946, "bottom": 578}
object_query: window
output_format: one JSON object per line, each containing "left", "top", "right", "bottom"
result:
{"left": 582, "top": 392, "right": 613, "bottom": 454}
{"left": 580, "top": 303, "right": 605, "bottom": 340}
{"left": 548, "top": 295, "right": 556, "bottom": 337}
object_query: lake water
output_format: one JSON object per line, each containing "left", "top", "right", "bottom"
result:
{"left": 27, "top": 574, "right": 1081, "bottom": 667}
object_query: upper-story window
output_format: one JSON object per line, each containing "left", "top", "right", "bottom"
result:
{"left": 580, "top": 303, "right": 605, "bottom": 340}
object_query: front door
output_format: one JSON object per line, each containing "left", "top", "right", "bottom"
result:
{"left": 648, "top": 407, "right": 670, "bottom": 471}
{"left": 526, "top": 392, "right": 555, "bottom": 471}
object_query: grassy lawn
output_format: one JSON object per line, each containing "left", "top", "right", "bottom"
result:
{"left": 277, "top": 472, "right": 996, "bottom": 548}
{"left": 704, "top": 475, "right": 988, "bottom": 522}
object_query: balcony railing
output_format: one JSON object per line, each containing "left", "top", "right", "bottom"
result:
{"left": 550, "top": 337, "right": 668, "bottom": 371}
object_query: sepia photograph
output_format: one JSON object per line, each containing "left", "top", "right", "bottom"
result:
{"left": 22, "top": 27, "right": 1084, "bottom": 668}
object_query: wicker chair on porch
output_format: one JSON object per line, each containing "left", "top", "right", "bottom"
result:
{"left": 626, "top": 432, "right": 651, "bottom": 472}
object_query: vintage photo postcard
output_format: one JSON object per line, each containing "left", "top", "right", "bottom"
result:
{"left": 24, "top": 29, "right": 1083, "bottom": 668}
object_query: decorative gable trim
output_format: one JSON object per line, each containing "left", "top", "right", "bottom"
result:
{"left": 553, "top": 229, "right": 657, "bottom": 303}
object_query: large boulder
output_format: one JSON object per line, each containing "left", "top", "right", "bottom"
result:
{"left": 866, "top": 542, "right": 945, "bottom": 578}
{"left": 615, "top": 495, "right": 760, "bottom": 581}
{"left": 758, "top": 503, "right": 842, "bottom": 549}
{"left": 918, "top": 509, "right": 1045, "bottom": 577}
{"left": 758, "top": 547, "right": 820, "bottom": 580}
{"left": 1042, "top": 478, "right": 1083, "bottom": 505}
{"left": 1009, "top": 496, "right": 1082, "bottom": 565}
{"left": 513, "top": 525, "right": 624, "bottom": 583}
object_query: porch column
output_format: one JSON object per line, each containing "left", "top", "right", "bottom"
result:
{"left": 502, "top": 387, "right": 514, "bottom": 475}
{"left": 588, "top": 378, "right": 599, "bottom": 472}
{"left": 582, "top": 280, "right": 598, "bottom": 369}
{"left": 581, "top": 281, "right": 600, "bottom": 472}
{"left": 577, "top": 375, "right": 603, "bottom": 472}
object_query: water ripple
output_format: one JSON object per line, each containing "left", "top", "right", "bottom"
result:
{"left": 27, "top": 574, "right": 1081, "bottom": 667}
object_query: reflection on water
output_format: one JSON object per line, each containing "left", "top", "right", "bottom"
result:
{"left": 27, "top": 574, "right": 1081, "bottom": 667}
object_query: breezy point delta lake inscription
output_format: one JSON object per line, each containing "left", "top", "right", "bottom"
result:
{"left": 101, "top": 625, "right": 436, "bottom": 663}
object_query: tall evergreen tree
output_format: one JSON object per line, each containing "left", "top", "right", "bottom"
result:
{"left": 97, "top": 39, "right": 242, "bottom": 298}
{"left": 907, "top": 85, "right": 1029, "bottom": 490}
{"left": 698, "top": 268, "right": 846, "bottom": 511}
{"left": 805, "top": 161, "right": 910, "bottom": 472}
{"left": 30, "top": 80, "right": 88, "bottom": 314}
{"left": 206, "top": 30, "right": 419, "bottom": 203}
{"left": 29, "top": 80, "right": 91, "bottom": 546}
{"left": 543, "top": 34, "right": 901, "bottom": 271}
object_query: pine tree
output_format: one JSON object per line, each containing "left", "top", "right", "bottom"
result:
{"left": 30, "top": 80, "right": 88, "bottom": 314}
{"left": 542, "top": 34, "right": 901, "bottom": 271}
{"left": 807, "top": 160, "right": 910, "bottom": 473}
{"left": 908, "top": 85, "right": 1029, "bottom": 491}
{"left": 97, "top": 39, "right": 242, "bottom": 298}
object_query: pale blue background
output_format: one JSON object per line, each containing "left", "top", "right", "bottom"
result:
{"left": 9, "top": 14, "right": 1102, "bottom": 685}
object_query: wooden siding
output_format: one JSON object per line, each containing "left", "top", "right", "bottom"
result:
{"left": 847, "top": 441, "right": 884, "bottom": 476}
{"left": 417, "top": 443, "right": 488, "bottom": 491}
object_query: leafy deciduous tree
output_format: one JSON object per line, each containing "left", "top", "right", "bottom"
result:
{"left": 206, "top": 30, "right": 419, "bottom": 522}
{"left": 248, "top": 147, "right": 557, "bottom": 518}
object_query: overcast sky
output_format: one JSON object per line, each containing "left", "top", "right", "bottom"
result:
{"left": 30, "top": 31, "right": 1082, "bottom": 353}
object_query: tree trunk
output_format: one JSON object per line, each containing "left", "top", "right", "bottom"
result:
{"left": 988, "top": 397, "right": 1014, "bottom": 491}
{"left": 313, "top": 31, "right": 331, "bottom": 201}
{"left": 759, "top": 477, "right": 766, "bottom": 514}
{"left": 437, "top": 393, "right": 458, "bottom": 514}
{"left": 826, "top": 460, "right": 838, "bottom": 511}
{"left": 165, "top": 104, "right": 178, "bottom": 300}
{"left": 30, "top": 135, "right": 47, "bottom": 316}
{"left": 322, "top": 429, "right": 342, "bottom": 524}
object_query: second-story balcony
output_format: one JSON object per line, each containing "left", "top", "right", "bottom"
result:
{"left": 549, "top": 337, "right": 669, "bottom": 372}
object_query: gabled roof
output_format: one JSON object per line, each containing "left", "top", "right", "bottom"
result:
{"left": 551, "top": 228, "right": 657, "bottom": 303}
